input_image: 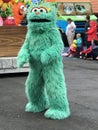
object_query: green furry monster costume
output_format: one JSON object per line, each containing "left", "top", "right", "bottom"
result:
{"left": 17, "top": 3, "right": 70, "bottom": 120}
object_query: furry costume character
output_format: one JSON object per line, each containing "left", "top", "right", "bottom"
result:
{"left": 17, "top": 3, "right": 70, "bottom": 120}
{"left": 12, "top": 2, "right": 27, "bottom": 25}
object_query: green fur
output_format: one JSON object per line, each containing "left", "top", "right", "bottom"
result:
{"left": 17, "top": 3, "right": 70, "bottom": 120}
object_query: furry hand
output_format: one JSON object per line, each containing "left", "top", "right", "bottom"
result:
{"left": 41, "top": 51, "right": 50, "bottom": 65}
{"left": 17, "top": 55, "right": 29, "bottom": 68}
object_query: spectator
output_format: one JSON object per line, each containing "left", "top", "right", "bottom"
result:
{"left": 84, "top": 15, "right": 90, "bottom": 48}
{"left": 62, "top": 40, "right": 77, "bottom": 57}
{"left": 80, "top": 40, "right": 98, "bottom": 60}
{"left": 66, "top": 18, "right": 76, "bottom": 47}
{"left": 85, "top": 20, "right": 97, "bottom": 58}
{"left": 75, "top": 33, "right": 83, "bottom": 58}
{"left": 96, "top": 18, "right": 98, "bottom": 38}
{"left": 86, "top": 21, "right": 97, "bottom": 45}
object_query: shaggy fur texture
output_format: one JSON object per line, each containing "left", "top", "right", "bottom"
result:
{"left": 17, "top": 3, "right": 70, "bottom": 120}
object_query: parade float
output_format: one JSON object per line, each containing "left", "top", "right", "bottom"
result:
{"left": 0, "top": 0, "right": 97, "bottom": 73}
{"left": 0, "top": 0, "right": 31, "bottom": 73}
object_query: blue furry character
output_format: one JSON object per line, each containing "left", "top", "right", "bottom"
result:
{"left": 17, "top": 3, "right": 70, "bottom": 120}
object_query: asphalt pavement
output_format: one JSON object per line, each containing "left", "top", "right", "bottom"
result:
{"left": 0, "top": 58, "right": 98, "bottom": 130}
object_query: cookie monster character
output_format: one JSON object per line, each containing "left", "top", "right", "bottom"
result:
{"left": 17, "top": 3, "right": 70, "bottom": 120}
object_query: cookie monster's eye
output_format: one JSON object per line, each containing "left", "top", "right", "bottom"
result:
{"left": 31, "top": 8, "right": 39, "bottom": 12}
{"left": 39, "top": 8, "right": 47, "bottom": 13}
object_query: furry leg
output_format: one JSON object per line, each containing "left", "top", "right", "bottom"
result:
{"left": 43, "top": 65, "right": 70, "bottom": 119}
{"left": 25, "top": 70, "right": 49, "bottom": 113}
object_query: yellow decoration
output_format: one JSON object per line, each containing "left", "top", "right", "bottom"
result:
{"left": 0, "top": 0, "right": 16, "bottom": 11}
{"left": 11, "top": 0, "right": 16, "bottom": 3}
{"left": 47, "top": 8, "right": 51, "bottom": 12}
{"left": 2, "top": 3, "right": 8, "bottom": 11}
{"left": 8, "top": 1, "right": 13, "bottom": 8}
{"left": 0, "top": 1, "right": 3, "bottom": 7}
{"left": 43, "top": 6, "right": 51, "bottom": 12}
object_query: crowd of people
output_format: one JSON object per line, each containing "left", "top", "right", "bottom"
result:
{"left": 62, "top": 15, "right": 98, "bottom": 60}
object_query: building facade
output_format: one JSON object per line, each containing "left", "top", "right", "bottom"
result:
{"left": 46, "top": 0, "right": 98, "bottom": 15}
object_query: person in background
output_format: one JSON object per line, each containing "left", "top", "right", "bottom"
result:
{"left": 84, "top": 15, "right": 90, "bottom": 48}
{"left": 86, "top": 21, "right": 97, "bottom": 46}
{"left": 62, "top": 40, "right": 77, "bottom": 57}
{"left": 75, "top": 33, "right": 83, "bottom": 58}
{"left": 86, "top": 20, "right": 97, "bottom": 58}
{"left": 66, "top": 18, "right": 76, "bottom": 47}
{"left": 58, "top": 27, "right": 64, "bottom": 39}
{"left": 91, "top": 43, "right": 98, "bottom": 60}
{"left": 96, "top": 18, "right": 98, "bottom": 38}
{"left": 80, "top": 40, "right": 98, "bottom": 60}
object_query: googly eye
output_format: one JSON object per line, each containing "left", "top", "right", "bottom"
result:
{"left": 39, "top": 8, "right": 47, "bottom": 13}
{"left": 20, "top": 5, "right": 25, "bottom": 10}
{"left": 31, "top": 8, "right": 39, "bottom": 12}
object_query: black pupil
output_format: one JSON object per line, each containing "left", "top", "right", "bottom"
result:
{"left": 22, "top": 7, "right": 24, "bottom": 10}
{"left": 34, "top": 9, "right": 37, "bottom": 12}
{"left": 40, "top": 9, "right": 43, "bottom": 12}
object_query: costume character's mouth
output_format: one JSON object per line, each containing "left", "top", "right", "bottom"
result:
{"left": 19, "top": 10, "right": 24, "bottom": 16}
{"left": 19, "top": 12, "right": 23, "bottom": 15}
{"left": 30, "top": 19, "right": 51, "bottom": 22}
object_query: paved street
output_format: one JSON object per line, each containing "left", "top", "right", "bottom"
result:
{"left": 0, "top": 58, "right": 98, "bottom": 130}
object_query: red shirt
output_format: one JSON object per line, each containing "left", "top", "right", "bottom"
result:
{"left": 86, "top": 21, "right": 98, "bottom": 41}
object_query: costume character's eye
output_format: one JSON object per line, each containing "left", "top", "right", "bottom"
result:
{"left": 39, "top": 8, "right": 47, "bottom": 13}
{"left": 20, "top": 5, "right": 25, "bottom": 10}
{"left": 31, "top": 8, "right": 39, "bottom": 12}
{"left": 20, "top": 5, "right": 27, "bottom": 12}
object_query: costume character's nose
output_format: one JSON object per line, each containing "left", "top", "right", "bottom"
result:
{"left": 36, "top": 12, "right": 40, "bottom": 15}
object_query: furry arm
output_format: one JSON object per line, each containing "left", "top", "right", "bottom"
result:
{"left": 17, "top": 32, "right": 30, "bottom": 68}
{"left": 41, "top": 30, "right": 64, "bottom": 64}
